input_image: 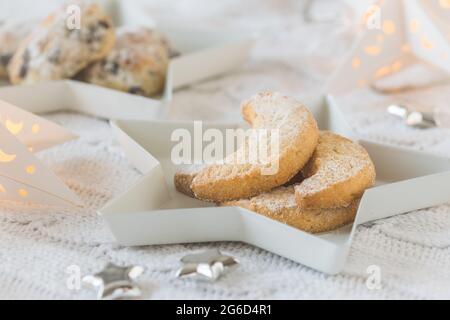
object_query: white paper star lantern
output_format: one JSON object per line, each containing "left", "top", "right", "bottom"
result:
{"left": 328, "top": 0, "right": 450, "bottom": 94}
{"left": 0, "top": 99, "right": 81, "bottom": 206}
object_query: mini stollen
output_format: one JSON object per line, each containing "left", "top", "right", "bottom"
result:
{"left": 80, "top": 26, "right": 170, "bottom": 97}
{"left": 8, "top": 2, "right": 115, "bottom": 85}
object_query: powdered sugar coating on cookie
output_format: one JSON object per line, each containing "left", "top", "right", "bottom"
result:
{"left": 191, "top": 92, "right": 319, "bottom": 202}
{"left": 295, "top": 131, "right": 376, "bottom": 209}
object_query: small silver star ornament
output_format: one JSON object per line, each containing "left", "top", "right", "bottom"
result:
{"left": 83, "top": 263, "right": 144, "bottom": 300}
{"left": 387, "top": 104, "right": 436, "bottom": 128}
{"left": 176, "top": 249, "right": 239, "bottom": 281}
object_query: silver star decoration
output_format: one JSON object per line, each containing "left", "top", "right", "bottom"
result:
{"left": 176, "top": 249, "right": 239, "bottom": 281}
{"left": 83, "top": 263, "right": 144, "bottom": 300}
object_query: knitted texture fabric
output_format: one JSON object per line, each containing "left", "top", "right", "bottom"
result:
{"left": 1, "top": 0, "right": 450, "bottom": 299}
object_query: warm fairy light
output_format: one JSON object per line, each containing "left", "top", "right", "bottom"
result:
{"left": 365, "top": 46, "right": 381, "bottom": 56}
{"left": 0, "top": 184, "right": 5, "bottom": 193}
{"left": 26, "top": 165, "right": 36, "bottom": 175}
{"left": 0, "top": 149, "right": 16, "bottom": 162}
{"left": 351, "top": 57, "right": 361, "bottom": 68}
{"left": 31, "top": 124, "right": 40, "bottom": 134}
{"left": 382, "top": 20, "right": 396, "bottom": 35}
{"left": 18, "top": 189, "right": 28, "bottom": 198}
{"left": 5, "top": 119, "right": 23, "bottom": 135}
{"left": 410, "top": 19, "right": 420, "bottom": 33}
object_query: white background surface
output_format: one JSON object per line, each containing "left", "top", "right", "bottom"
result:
{"left": 0, "top": 0, "right": 450, "bottom": 299}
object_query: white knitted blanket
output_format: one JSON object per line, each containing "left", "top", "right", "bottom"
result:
{"left": 1, "top": 0, "right": 450, "bottom": 300}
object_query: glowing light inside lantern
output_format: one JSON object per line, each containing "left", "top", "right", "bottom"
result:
{"left": 18, "top": 189, "right": 28, "bottom": 198}
{"left": 392, "top": 60, "right": 403, "bottom": 72}
{"left": 0, "top": 184, "right": 5, "bottom": 193}
{"left": 26, "top": 165, "right": 36, "bottom": 175}
{"left": 382, "top": 20, "right": 396, "bottom": 35}
{"left": 401, "top": 44, "right": 411, "bottom": 53}
{"left": 5, "top": 119, "right": 23, "bottom": 135}
{"left": 439, "top": 0, "right": 450, "bottom": 8}
{"left": 410, "top": 19, "right": 420, "bottom": 33}
{"left": 365, "top": 46, "right": 381, "bottom": 56}
{"left": 420, "top": 36, "right": 434, "bottom": 49}
{"left": 0, "top": 149, "right": 16, "bottom": 162}
{"left": 31, "top": 124, "right": 40, "bottom": 134}
{"left": 374, "top": 66, "right": 391, "bottom": 78}
{"left": 352, "top": 57, "right": 361, "bottom": 68}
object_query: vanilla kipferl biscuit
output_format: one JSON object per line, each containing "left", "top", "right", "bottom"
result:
{"left": 190, "top": 92, "right": 319, "bottom": 202}
{"left": 222, "top": 186, "right": 360, "bottom": 233}
{"left": 81, "top": 26, "right": 170, "bottom": 97}
{"left": 8, "top": 2, "right": 115, "bottom": 85}
{"left": 295, "top": 131, "right": 375, "bottom": 209}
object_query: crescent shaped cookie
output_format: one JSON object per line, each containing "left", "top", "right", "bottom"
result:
{"left": 295, "top": 131, "right": 375, "bottom": 209}
{"left": 190, "top": 92, "right": 319, "bottom": 202}
{"left": 221, "top": 186, "right": 360, "bottom": 233}
{"left": 8, "top": 2, "right": 115, "bottom": 85}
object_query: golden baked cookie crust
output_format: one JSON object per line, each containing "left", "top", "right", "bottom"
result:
{"left": 222, "top": 186, "right": 360, "bottom": 233}
{"left": 295, "top": 131, "right": 376, "bottom": 209}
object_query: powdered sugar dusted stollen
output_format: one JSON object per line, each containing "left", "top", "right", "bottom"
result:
{"left": 222, "top": 186, "right": 360, "bottom": 233}
{"left": 191, "top": 92, "right": 319, "bottom": 202}
{"left": 0, "top": 19, "right": 35, "bottom": 79}
{"left": 8, "top": 1, "right": 115, "bottom": 85}
{"left": 295, "top": 131, "right": 375, "bottom": 209}
{"left": 80, "top": 26, "right": 170, "bottom": 97}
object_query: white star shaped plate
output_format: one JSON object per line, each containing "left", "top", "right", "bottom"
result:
{"left": 99, "top": 95, "right": 450, "bottom": 274}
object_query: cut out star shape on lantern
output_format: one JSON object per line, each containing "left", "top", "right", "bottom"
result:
{"left": 328, "top": 0, "right": 450, "bottom": 94}
{"left": 0, "top": 98, "right": 81, "bottom": 207}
